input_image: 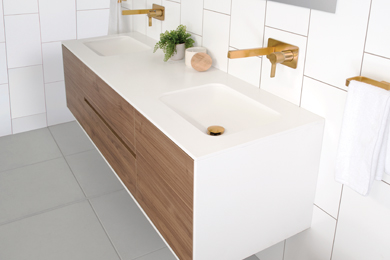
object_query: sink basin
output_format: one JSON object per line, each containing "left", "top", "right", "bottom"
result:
{"left": 160, "top": 84, "right": 280, "bottom": 136}
{"left": 84, "top": 36, "right": 151, "bottom": 56}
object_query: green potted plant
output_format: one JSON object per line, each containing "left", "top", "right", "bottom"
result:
{"left": 154, "top": 25, "right": 195, "bottom": 62}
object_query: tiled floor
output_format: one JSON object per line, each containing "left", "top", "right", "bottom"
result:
{"left": 0, "top": 121, "right": 260, "bottom": 260}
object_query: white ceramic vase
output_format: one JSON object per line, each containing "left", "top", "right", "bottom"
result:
{"left": 170, "top": 43, "right": 185, "bottom": 61}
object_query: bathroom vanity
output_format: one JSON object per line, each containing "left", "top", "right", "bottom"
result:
{"left": 62, "top": 32, "right": 324, "bottom": 260}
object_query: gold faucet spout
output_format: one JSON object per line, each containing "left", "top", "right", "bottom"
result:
{"left": 227, "top": 47, "right": 275, "bottom": 59}
{"left": 122, "top": 4, "right": 165, "bottom": 27}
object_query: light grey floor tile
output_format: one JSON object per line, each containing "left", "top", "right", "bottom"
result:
{"left": 90, "top": 190, "right": 166, "bottom": 260}
{"left": 66, "top": 150, "right": 123, "bottom": 197}
{"left": 49, "top": 121, "right": 95, "bottom": 156}
{"left": 0, "top": 201, "right": 120, "bottom": 260}
{"left": 0, "top": 158, "right": 85, "bottom": 224}
{"left": 245, "top": 255, "right": 260, "bottom": 260}
{"left": 134, "top": 248, "right": 177, "bottom": 260}
{"left": 0, "top": 128, "right": 62, "bottom": 172}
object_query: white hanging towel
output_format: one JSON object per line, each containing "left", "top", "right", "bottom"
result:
{"left": 335, "top": 80, "right": 390, "bottom": 195}
{"left": 108, "top": 0, "right": 123, "bottom": 35}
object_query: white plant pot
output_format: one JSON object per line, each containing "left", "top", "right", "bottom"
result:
{"left": 170, "top": 43, "right": 185, "bottom": 61}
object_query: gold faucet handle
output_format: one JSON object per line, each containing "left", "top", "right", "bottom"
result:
{"left": 267, "top": 51, "right": 294, "bottom": 78}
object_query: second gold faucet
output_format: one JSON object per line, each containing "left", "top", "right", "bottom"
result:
{"left": 228, "top": 39, "right": 299, "bottom": 78}
{"left": 122, "top": 4, "right": 165, "bottom": 27}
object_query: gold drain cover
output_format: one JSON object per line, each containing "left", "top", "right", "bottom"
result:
{"left": 207, "top": 125, "right": 225, "bottom": 136}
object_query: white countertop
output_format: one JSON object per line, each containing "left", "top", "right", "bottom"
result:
{"left": 63, "top": 32, "right": 323, "bottom": 161}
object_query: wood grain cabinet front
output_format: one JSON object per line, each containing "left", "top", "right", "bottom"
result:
{"left": 63, "top": 46, "right": 194, "bottom": 260}
{"left": 63, "top": 46, "right": 137, "bottom": 194}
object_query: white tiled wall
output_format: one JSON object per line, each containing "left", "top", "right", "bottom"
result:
{"left": 0, "top": 0, "right": 111, "bottom": 136}
{"left": 128, "top": 0, "right": 390, "bottom": 259}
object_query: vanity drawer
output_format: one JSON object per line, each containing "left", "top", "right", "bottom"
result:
{"left": 64, "top": 48, "right": 137, "bottom": 195}
{"left": 63, "top": 46, "right": 136, "bottom": 155}
{"left": 137, "top": 153, "right": 193, "bottom": 260}
{"left": 135, "top": 111, "right": 194, "bottom": 260}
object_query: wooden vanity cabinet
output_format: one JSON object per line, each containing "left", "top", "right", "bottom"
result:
{"left": 63, "top": 46, "right": 194, "bottom": 260}
{"left": 63, "top": 46, "right": 137, "bottom": 195}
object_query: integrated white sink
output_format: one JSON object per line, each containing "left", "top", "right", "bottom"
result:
{"left": 84, "top": 36, "right": 151, "bottom": 56}
{"left": 160, "top": 84, "right": 281, "bottom": 136}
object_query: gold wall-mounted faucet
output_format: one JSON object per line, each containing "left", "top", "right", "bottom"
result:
{"left": 122, "top": 4, "right": 165, "bottom": 27}
{"left": 228, "top": 39, "right": 299, "bottom": 78}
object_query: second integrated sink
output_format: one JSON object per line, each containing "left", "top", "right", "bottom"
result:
{"left": 84, "top": 35, "right": 151, "bottom": 56}
{"left": 160, "top": 84, "right": 280, "bottom": 136}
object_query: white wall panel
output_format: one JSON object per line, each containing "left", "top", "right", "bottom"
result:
{"left": 38, "top": 0, "right": 77, "bottom": 42}
{"left": 0, "top": 84, "right": 12, "bottom": 137}
{"left": 45, "top": 81, "right": 74, "bottom": 126}
{"left": 230, "top": 0, "right": 266, "bottom": 49}
{"left": 3, "top": 0, "right": 38, "bottom": 15}
{"left": 77, "top": 9, "right": 110, "bottom": 39}
{"left": 181, "top": 0, "right": 203, "bottom": 36}
{"left": 42, "top": 42, "right": 64, "bottom": 83}
{"left": 202, "top": 10, "right": 230, "bottom": 72}
{"left": 9, "top": 65, "right": 46, "bottom": 119}
{"left": 4, "top": 14, "right": 42, "bottom": 68}
{"left": 365, "top": 0, "right": 390, "bottom": 59}
{"left": 0, "top": 43, "right": 8, "bottom": 84}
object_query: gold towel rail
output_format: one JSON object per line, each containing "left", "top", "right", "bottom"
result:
{"left": 346, "top": 76, "right": 390, "bottom": 90}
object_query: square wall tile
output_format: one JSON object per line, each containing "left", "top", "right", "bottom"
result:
{"left": 266, "top": 1, "right": 310, "bottom": 36}
{"left": 0, "top": 158, "right": 84, "bottom": 224}
{"left": 42, "top": 42, "right": 65, "bottom": 83}
{"left": 189, "top": 33, "right": 202, "bottom": 47}
{"left": 304, "top": 0, "right": 371, "bottom": 89}
{"left": 12, "top": 113, "right": 47, "bottom": 134}
{"left": 0, "top": 43, "right": 7, "bottom": 84}
{"left": 230, "top": 0, "right": 266, "bottom": 49}
{"left": 146, "top": 0, "right": 162, "bottom": 41}
{"left": 284, "top": 206, "right": 336, "bottom": 260}
{"left": 77, "top": 9, "right": 110, "bottom": 39}
{"left": 0, "top": 127, "right": 61, "bottom": 172}
{"left": 45, "top": 81, "right": 74, "bottom": 126}
{"left": 3, "top": 0, "right": 38, "bottom": 15}
{"left": 202, "top": 10, "right": 230, "bottom": 72}
{"left": 135, "top": 247, "right": 176, "bottom": 260}
{"left": 0, "top": 84, "right": 12, "bottom": 137}
{"left": 0, "top": 201, "right": 120, "bottom": 260}
{"left": 301, "top": 77, "right": 347, "bottom": 218}
{"left": 365, "top": 0, "right": 390, "bottom": 59}
{"left": 0, "top": 2, "right": 5, "bottom": 42}
{"left": 361, "top": 53, "right": 390, "bottom": 83}
{"left": 39, "top": 0, "right": 77, "bottom": 42}
{"left": 65, "top": 150, "right": 122, "bottom": 197}
{"left": 162, "top": 0, "right": 181, "bottom": 32}
{"left": 9, "top": 65, "right": 46, "bottom": 119}
{"left": 90, "top": 190, "right": 166, "bottom": 259}
{"left": 4, "top": 14, "right": 42, "bottom": 68}
{"left": 77, "top": 0, "right": 110, "bottom": 10}
{"left": 260, "top": 27, "right": 307, "bottom": 105}
{"left": 204, "top": 0, "right": 231, "bottom": 15}
{"left": 49, "top": 121, "right": 95, "bottom": 156}
{"left": 132, "top": 0, "right": 147, "bottom": 35}
{"left": 228, "top": 47, "right": 262, "bottom": 87}
{"left": 255, "top": 241, "right": 284, "bottom": 260}
{"left": 181, "top": 0, "right": 203, "bottom": 36}
{"left": 332, "top": 181, "right": 390, "bottom": 260}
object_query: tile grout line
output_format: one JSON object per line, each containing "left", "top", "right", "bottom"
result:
{"left": 36, "top": 0, "right": 49, "bottom": 127}
{"left": 48, "top": 125, "right": 123, "bottom": 259}
{"left": 298, "top": 9, "right": 311, "bottom": 107}
{"left": 364, "top": 51, "right": 390, "bottom": 61}
{"left": 258, "top": 0, "right": 268, "bottom": 90}
{"left": 132, "top": 246, "right": 168, "bottom": 260}
{"left": 226, "top": 0, "right": 233, "bottom": 73}
{"left": 265, "top": 25, "right": 307, "bottom": 38}
{"left": 329, "top": 185, "right": 344, "bottom": 260}
{"left": 314, "top": 203, "right": 337, "bottom": 221}
{"left": 359, "top": 0, "right": 373, "bottom": 76}
{"left": 0, "top": 184, "right": 124, "bottom": 227}
{"left": 87, "top": 199, "right": 124, "bottom": 260}
{"left": 304, "top": 75, "right": 347, "bottom": 92}
{"left": 2, "top": 0, "right": 13, "bottom": 134}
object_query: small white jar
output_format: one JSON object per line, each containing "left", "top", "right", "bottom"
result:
{"left": 185, "top": 47, "right": 207, "bottom": 67}
{"left": 170, "top": 43, "right": 186, "bottom": 61}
